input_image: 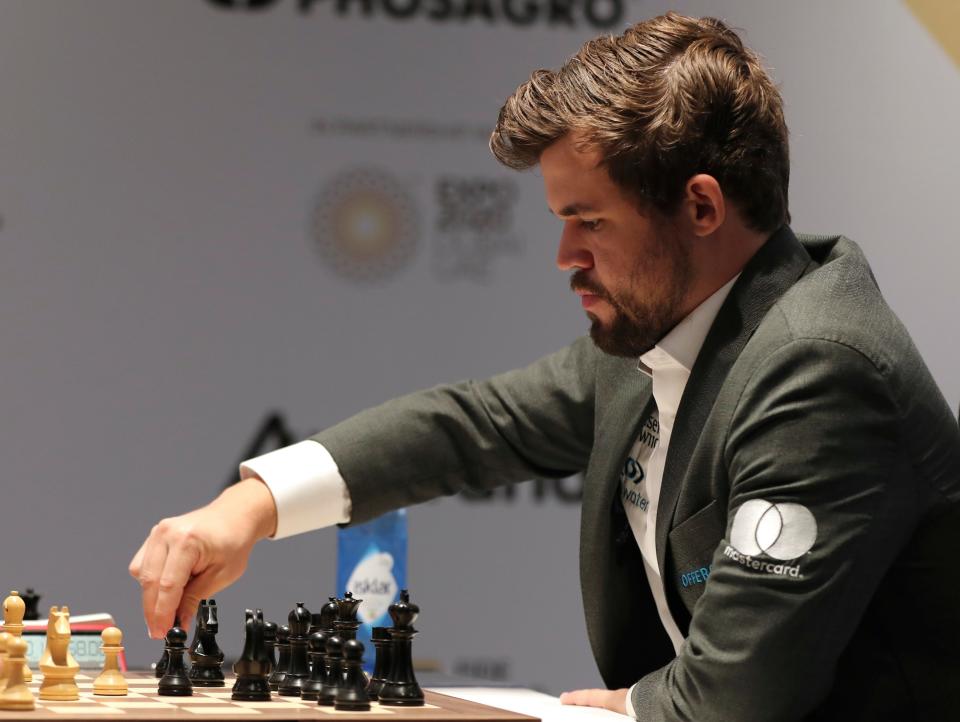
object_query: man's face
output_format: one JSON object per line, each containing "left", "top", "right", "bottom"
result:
{"left": 541, "top": 134, "right": 693, "bottom": 357}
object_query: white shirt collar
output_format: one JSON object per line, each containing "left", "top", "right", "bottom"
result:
{"left": 638, "top": 274, "right": 740, "bottom": 375}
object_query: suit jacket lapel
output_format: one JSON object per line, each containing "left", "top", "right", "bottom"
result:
{"left": 654, "top": 225, "right": 814, "bottom": 576}
{"left": 579, "top": 357, "right": 659, "bottom": 685}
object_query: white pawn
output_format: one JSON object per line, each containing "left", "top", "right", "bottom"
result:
{"left": 2, "top": 591, "right": 32, "bottom": 683}
{"left": 93, "top": 627, "right": 127, "bottom": 696}
{"left": 0, "top": 631, "right": 9, "bottom": 693}
{"left": 0, "top": 637, "right": 35, "bottom": 711}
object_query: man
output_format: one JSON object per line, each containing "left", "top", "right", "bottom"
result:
{"left": 131, "top": 13, "right": 960, "bottom": 721}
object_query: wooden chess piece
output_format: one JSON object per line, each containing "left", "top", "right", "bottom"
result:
{"left": 21, "top": 589, "right": 41, "bottom": 621}
{"left": 316, "top": 633, "right": 343, "bottom": 707}
{"left": 189, "top": 599, "right": 225, "bottom": 687}
{"left": 158, "top": 620, "right": 192, "bottom": 696}
{"left": 231, "top": 609, "right": 272, "bottom": 702}
{"left": 378, "top": 590, "right": 424, "bottom": 706}
{"left": 93, "top": 627, "right": 128, "bottom": 696}
{"left": 278, "top": 602, "right": 311, "bottom": 696}
{"left": 0, "top": 638, "right": 35, "bottom": 711}
{"left": 268, "top": 624, "right": 290, "bottom": 691}
{"left": 0, "top": 631, "right": 10, "bottom": 694}
{"left": 39, "top": 606, "right": 80, "bottom": 701}
{"left": 2, "top": 591, "right": 32, "bottom": 682}
{"left": 367, "top": 626, "right": 391, "bottom": 701}
{"left": 301, "top": 631, "right": 328, "bottom": 701}
{"left": 334, "top": 592, "right": 362, "bottom": 641}
{"left": 335, "top": 639, "right": 371, "bottom": 711}
{"left": 263, "top": 621, "right": 278, "bottom": 671}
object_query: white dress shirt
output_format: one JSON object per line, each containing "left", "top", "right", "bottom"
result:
{"left": 620, "top": 276, "right": 737, "bottom": 718}
{"left": 241, "top": 276, "right": 738, "bottom": 716}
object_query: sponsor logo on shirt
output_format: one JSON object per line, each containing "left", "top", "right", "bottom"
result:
{"left": 619, "top": 416, "right": 659, "bottom": 511}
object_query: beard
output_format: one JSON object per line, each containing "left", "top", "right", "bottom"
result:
{"left": 571, "top": 228, "right": 693, "bottom": 358}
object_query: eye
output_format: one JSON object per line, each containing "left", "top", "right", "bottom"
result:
{"left": 580, "top": 219, "right": 602, "bottom": 232}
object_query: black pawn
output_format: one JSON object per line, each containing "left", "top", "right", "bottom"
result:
{"left": 301, "top": 631, "right": 327, "bottom": 701}
{"left": 232, "top": 609, "right": 273, "bottom": 702}
{"left": 335, "top": 639, "right": 371, "bottom": 711}
{"left": 155, "top": 648, "right": 169, "bottom": 678}
{"left": 158, "top": 621, "right": 193, "bottom": 696}
{"left": 268, "top": 624, "right": 290, "bottom": 691}
{"left": 263, "top": 621, "right": 278, "bottom": 671}
{"left": 367, "top": 626, "right": 391, "bottom": 701}
{"left": 22, "top": 589, "right": 41, "bottom": 621}
{"left": 378, "top": 590, "right": 424, "bottom": 706}
{"left": 278, "top": 602, "right": 311, "bottom": 696}
{"left": 189, "top": 599, "right": 225, "bottom": 687}
{"left": 317, "top": 634, "right": 343, "bottom": 706}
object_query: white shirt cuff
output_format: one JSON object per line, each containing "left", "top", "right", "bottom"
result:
{"left": 625, "top": 683, "right": 638, "bottom": 719}
{"left": 239, "top": 440, "right": 351, "bottom": 539}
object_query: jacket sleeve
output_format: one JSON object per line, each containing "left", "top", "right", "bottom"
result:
{"left": 312, "top": 336, "right": 598, "bottom": 525}
{"left": 631, "top": 337, "right": 915, "bottom": 721}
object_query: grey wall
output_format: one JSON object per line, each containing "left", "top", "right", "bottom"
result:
{"left": 1, "top": 0, "right": 957, "bottom": 694}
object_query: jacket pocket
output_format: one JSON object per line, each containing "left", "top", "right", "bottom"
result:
{"left": 669, "top": 499, "right": 725, "bottom": 613}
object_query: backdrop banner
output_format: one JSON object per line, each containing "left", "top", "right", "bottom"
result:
{"left": 1, "top": 0, "right": 957, "bottom": 693}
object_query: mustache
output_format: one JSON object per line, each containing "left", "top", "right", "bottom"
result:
{"left": 570, "top": 270, "right": 609, "bottom": 300}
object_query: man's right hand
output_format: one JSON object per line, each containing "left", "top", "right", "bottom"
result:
{"left": 128, "top": 478, "right": 278, "bottom": 639}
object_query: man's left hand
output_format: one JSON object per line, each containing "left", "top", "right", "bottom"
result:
{"left": 559, "top": 688, "right": 629, "bottom": 716}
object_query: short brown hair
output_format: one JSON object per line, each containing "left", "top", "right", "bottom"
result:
{"left": 490, "top": 12, "right": 790, "bottom": 232}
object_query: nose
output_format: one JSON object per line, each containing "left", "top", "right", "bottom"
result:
{"left": 556, "top": 221, "right": 594, "bottom": 271}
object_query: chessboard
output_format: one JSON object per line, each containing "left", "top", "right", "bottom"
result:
{"left": 0, "top": 673, "right": 540, "bottom": 722}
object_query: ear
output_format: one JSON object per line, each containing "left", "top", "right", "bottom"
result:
{"left": 682, "top": 174, "right": 725, "bottom": 236}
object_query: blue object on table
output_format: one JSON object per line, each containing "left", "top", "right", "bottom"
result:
{"left": 337, "top": 509, "right": 408, "bottom": 673}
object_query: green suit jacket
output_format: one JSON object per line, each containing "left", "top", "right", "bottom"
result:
{"left": 315, "top": 226, "right": 960, "bottom": 721}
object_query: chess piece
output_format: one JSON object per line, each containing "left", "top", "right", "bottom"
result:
{"left": 335, "top": 592, "right": 362, "bottom": 641}
{"left": 2, "top": 591, "right": 32, "bottom": 682}
{"left": 263, "top": 621, "right": 278, "bottom": 670}
{"left": 335, "top": 639, "right": 371, "bottom": 711}
{"left": 93, "top": 627, "right": 128, "bottom": 696}
{"left": 0, "top": 631, "right": 11, "bottom": 694}
{"left": 21, "top": 590, "right": 41, "bottom": 621}
{"left": 39, "top": 606, "right": 80, "bottom": 701}
{"left": 268, "top": 624, "right": 290, "bottom": 691}
{"left": 319, "top": 597, "right": 339, "bottom": 632}
{"left": 158, "top": 620, "right": 192, "bottom": 696}
{"left": 301, "top": 631, "right": 327, "bottom": 701}
{"left": 378, "top": 590, "right": 424, "bottom": 706}
{"left": 367, "top": 626, "right": 391, "bottom": 701}
{"left": 316, "top": 634, "right": 343, "bottom": 706}
{"left": 278, "top": 602, "right": 311, "bottom": 696}
{"left": 155, "top": 648, "right": 169, "bottom": 678}
{"left": 189, "top": 599, "right": 225, "bottom": 687}
{"left": 0, "top": 638, "right": 34, "bottom": 711}
{"left": 232, "top": 609, "right": 273, "bottom": 701}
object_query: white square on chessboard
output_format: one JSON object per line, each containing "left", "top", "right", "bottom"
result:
{"left": 45, "top": 706, "right": 125, "bottom": 714}
{"left": 184, "top": 706, "right": 261, "bottom": 715}
{"left": 103, "top": 701, "right": 178, "bottom": 709}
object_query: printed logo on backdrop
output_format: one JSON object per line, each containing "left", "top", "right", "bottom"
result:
{"left": 723, "top": 499, "right": 818, "bottom": 579}
{"left": 206, "top": 0, "right": 625, "bottom": 28}
{"left": 433, "top": 176, "right": 521, "bottom": 282}
{"left": 206, "top": 0, "right": 280, "bottom": 8}
{"left": 312, "top": 168, "right": 420, "bottom": 283}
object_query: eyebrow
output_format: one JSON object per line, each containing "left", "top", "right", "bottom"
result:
{"left": 550, "top": 202, "right": 598, "bottom": 218}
